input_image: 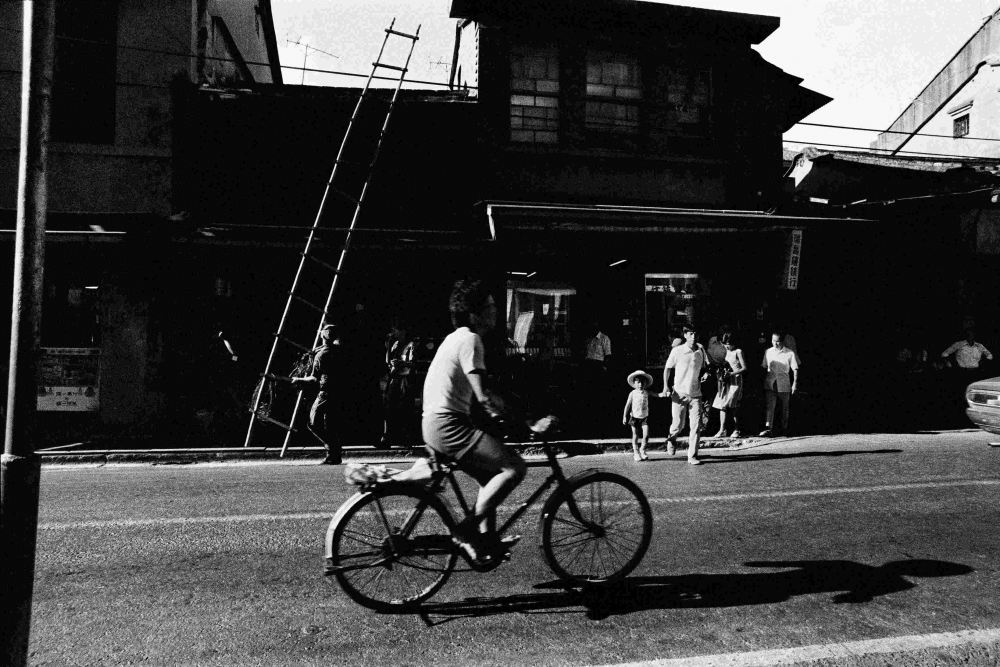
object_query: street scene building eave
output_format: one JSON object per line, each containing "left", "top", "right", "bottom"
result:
{"left": 483, "top": 200, "right": 875, "bottom": 240}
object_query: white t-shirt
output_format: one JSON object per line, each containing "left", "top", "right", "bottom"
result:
{"left": 942, "top": 340, "right": 993, "bottom": 369}
{"left": 666, "top": 344, "right": 707, "bottom": 398}
{"left": 422, "top": 327, "right": 485, "bottom": 415}
{"left": 762, "top": 346, "right": 799, "bottom": 392}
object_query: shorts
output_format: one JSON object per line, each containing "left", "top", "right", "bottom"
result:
{"left": 422, "top": 412, "right": 485, "bottom": 459}
{"left": 628, "top": 416, "right": 647, "bottom": 428}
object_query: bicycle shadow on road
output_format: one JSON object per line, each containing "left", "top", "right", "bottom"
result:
{"left": 416, "top": 559, "right": 972, "bottom": 625}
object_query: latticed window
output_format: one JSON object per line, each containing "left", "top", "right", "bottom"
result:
{"left": 585, "top": 52, "right": 641, "bottom": 135}
{"left": 953, "top": 114, "right": 970, "bottom": 138}
{"left": 667, "top": 68, "right": 711, "bottom": 129}
{"left": 509, "top": 45, "right": 560, "bottom": 144}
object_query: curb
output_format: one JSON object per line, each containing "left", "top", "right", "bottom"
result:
{"left": 37, "top": 435, "right": 778, "bottom": 465}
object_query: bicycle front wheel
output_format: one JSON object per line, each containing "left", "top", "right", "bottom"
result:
{"left": 326, "top": 488, "right": 457, "bottom": 611}
{"left": 541, "top": 471, "right": 652, "bottom": 585}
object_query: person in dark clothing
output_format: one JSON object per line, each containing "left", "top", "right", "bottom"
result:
{"left": 291, "top": 324, "right": 343, "bottom": 464}
{"left": 380, "top": 321, "right": 416, "bottom": 448}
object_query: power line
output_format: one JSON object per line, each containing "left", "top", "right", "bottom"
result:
{"left": 0, "top": 25, "right": 470, "bottom": 90}
{"left": 7, "top": 26, "right": 1000, "bottom": 148}
{"left": 793, "top": 120, "right": 1000, "bottom": 144}
{"left": 782, "top": 139, "right": 1000, "bottom": 162}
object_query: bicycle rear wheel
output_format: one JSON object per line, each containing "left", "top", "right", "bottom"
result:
{"left": 326, "top": 488, "right": 457, "bottom": 611}
{"left": 541, "top": 471, "right": 652, "bottom": 585}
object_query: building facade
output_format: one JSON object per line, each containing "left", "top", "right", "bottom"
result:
{"left": 873, "top": 5, "right": 1000, "bottom": 158}
{"left": 4, "top": 0, "right": 843, "bottom": 444}
{"left": 447, "top": 0, "right": 830, "bottom": 422}
{"left": 0, "top": 0, "right": 281, "bottom": 445}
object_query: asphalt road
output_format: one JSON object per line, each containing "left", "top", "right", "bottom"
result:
{"left": 28, "top": 430, "right": 1000, "bottom": 666}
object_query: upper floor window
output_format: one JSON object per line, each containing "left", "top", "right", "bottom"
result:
{"left": 509, "top": 45, "right": 559, "bottom": 145}
{"left": 585, "top": 52, "right": 641, "bottom": 136}
{"left": 667, "top": 67, "right": 711, "bottom": 133}
{"left": 51, "top": 0, "right": 118, "bottom": 144}
{"left": 953, "top": 113, "right": 970, "bottom": 138}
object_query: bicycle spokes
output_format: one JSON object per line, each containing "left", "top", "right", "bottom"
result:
{"left": 542, "top": 473, "right": 652, "bottom": 584}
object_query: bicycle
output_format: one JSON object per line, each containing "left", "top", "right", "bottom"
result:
{"left": 322, "top": 419, "right": 653, "bottom": 612}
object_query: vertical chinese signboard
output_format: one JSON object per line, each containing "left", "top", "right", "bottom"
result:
{"left": 780, "top": 229, "right": 804, "bottom": 290}
{"left": 37, "top": 347, "right": 100, "bottom": 411}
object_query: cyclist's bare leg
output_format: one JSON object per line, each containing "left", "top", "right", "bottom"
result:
{"left": 457, "top": 432, "right": 526, "bottom": 535}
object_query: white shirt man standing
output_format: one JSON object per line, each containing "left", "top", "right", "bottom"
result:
{"left": 660, "top": 326, "right": 710, "bottom": 465}
{"left": 759, "top": 332, "right": 799, "bottom": 437}
{"left": 941, "top": 329, "right": 993, "bottom": 370}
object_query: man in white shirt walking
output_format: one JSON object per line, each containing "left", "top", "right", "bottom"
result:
{"left": 759, "top": 332, "right": 799, "bottom": 437}
{"left": 659, "top": 326, "right": 710, "bottom": 465}
{"left": 941, "top": 329, "right": 993, "bottom": 371}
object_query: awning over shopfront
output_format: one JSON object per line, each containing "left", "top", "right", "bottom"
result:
{"left": 482, "top": 201, "right": 875, "bottom": 239}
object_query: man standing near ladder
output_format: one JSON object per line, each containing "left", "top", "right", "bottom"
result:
{"left": 292, "top": 324, "right": 343, "bottom": 464}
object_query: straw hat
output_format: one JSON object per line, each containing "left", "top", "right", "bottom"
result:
{"left": 626, "top": 370, "right": 653, "bottom": 387}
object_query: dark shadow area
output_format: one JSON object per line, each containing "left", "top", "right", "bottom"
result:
{"left": 696, "top": 448, "right": 903, "bottom": 464}
{"left": 415, "top": 559, "right": 972, "bottom": 625}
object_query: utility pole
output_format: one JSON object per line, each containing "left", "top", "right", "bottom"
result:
{"left": 1, "top": 1, "right": 54, "bottom": 665}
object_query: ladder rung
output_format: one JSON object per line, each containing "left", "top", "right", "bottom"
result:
{"left": 385, "top": 27, "right": 419, "bottom": 40}
{"left": 258, "top": 414, "right": 295, "bottom": 432}
{"left": 291, "top": 294, "right": 327, "bottom": 315}
{"left": 335, "top": 158, "right": 373, "bottom": 169}
{"left": 274, "top": 334, "right": 312, "bottom": 354}
{"left": 329, "top": 186, "right": 359, "bottom": 206}
{"left": 373, "top": 62, "right": 407, "bottom": 73}
{"left": 302, "top": 253, "right": 340, "bottom": 273}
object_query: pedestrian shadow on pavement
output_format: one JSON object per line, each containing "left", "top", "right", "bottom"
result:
{"left": 695, "top": 448, "right": 903, "bottom": 464}
{"left": 415, "top": 558, "right": 972, "bottom": 625}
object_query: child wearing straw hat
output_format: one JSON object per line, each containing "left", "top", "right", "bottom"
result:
{"left": 623, "top": 370, "right": 654, "bottom": 461}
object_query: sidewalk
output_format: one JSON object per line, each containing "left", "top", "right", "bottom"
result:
{"left": 37, "top": 433, "right": 782, "bottom": 465}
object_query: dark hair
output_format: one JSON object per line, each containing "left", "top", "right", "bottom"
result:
{"left": 720, "top": 332, "right": 737, "bottom": 346}
{"left": 682, "top": 325, "right": 696, "bottom": 334}
{"left": 448, "top": 279, "right": 491, "bottom": 329}
{"left": 771, "top": 331, "right": 786, "bottom": 342}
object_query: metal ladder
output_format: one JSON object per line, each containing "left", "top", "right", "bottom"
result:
{"left": 244, "top": 19, "right": 420, "bottom": 454}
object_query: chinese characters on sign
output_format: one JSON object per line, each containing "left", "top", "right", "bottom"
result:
{"left": 781, "top": 229, "right": 803, "bottom": 290}
{"left": 37, "top": 347, "right": 100, "bottom": 411}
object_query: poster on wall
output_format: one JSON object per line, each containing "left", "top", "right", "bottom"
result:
{"left": 37, "top": 347, "right": 100, "bottom": 412}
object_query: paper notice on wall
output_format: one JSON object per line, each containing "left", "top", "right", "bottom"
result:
{"left": 37, "top": 347, "right": 100, "bottom": 411}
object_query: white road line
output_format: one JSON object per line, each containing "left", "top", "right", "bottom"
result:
{"left": 37, "top": 479, "right": 999, "bottom": 531}
{"left": 648, "top": 479, "right": 1000, "bottom": 504}
{"left": 38, "top": 511, "right": 333, "bottom": 530}
{"left": 594, "top": 627, "right": 1000, "bottom": 667}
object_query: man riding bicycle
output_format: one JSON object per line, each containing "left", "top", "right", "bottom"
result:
{"left": 420, "top": 279, "right": 527, "bottom": 566}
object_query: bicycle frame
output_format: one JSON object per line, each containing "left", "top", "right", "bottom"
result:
{"left": 353, "top": 439, "right": 601, "bottom": 572}
{"left": 408, "top": 440, "right": 582, "bottom": 537}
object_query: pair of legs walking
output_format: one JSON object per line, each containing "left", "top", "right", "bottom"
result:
{"left": 713, "top": 408, "right": 741, "bottom": 438}
{"left": 630, "top": 421, "right": 649, "bottom": 461}
{"left": 309, "top": 391, "right": 341, "bottom": 464}
{"left": 666, "top": 394, "right": 703, "bottom": 464}
{"left": 762, "top": 390, "right": 790, "bottom": 435}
